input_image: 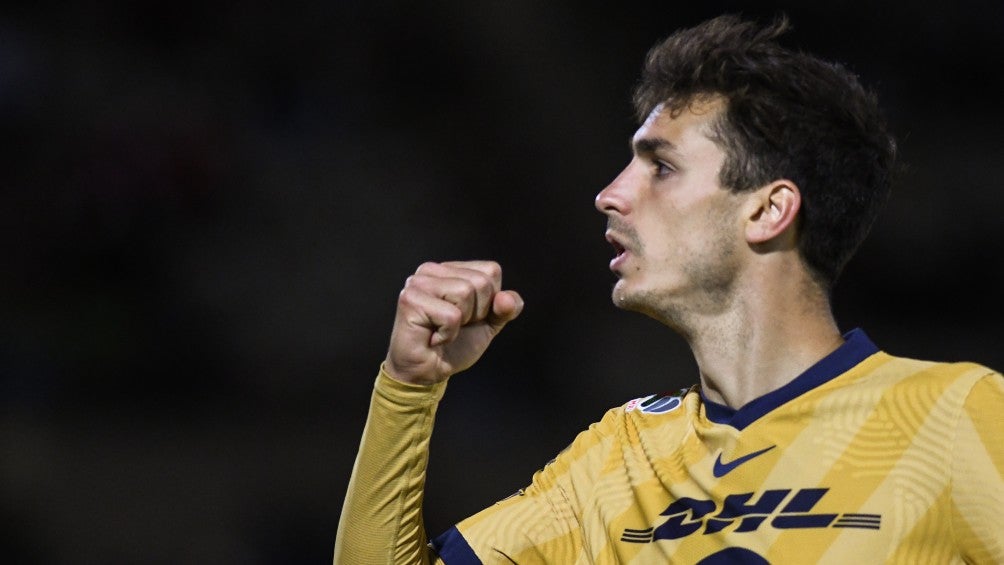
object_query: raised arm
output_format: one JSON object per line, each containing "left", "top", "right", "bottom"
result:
{"left": 334, "top": 261, "right": 523, "bottom": 564}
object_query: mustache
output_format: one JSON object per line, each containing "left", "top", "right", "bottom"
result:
{"left": 606, "top": 218, "right": 642, "bottom": 250}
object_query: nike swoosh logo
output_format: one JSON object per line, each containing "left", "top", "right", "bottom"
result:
{"left": 712, "top": 445, "right": 776, "bottom": 478}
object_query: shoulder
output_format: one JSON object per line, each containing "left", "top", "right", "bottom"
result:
{"left": 860, "top": 352, "right": 996, "bottom": 385}
{"left": 876, "top": 353, "right": 997, "bottom": 382}
{"left": 621, "top": 387, "right": 694, "bottom": 415}
{"left": 864, "top": 353, "right": 1002, "bottom": 409}
{"left": 586, "top": 387, "right": 697, "bottom": 441}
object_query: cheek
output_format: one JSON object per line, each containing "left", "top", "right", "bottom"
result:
{"left": 642, "top": 228, "right": 686, "bottom": 270}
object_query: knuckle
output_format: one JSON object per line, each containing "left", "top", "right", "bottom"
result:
{"left": 470, "top": 271, "right": 492, "bottom": 291}
{"left": 404, "top": 274, "right": 429, "bottom": 290}
{"left": 460, "top": 279, "right": 478, "bottom": 300}
{"left": 484, "top": 261, "right": 502, "bottom": 278}
{"left": 401, "top": 278, "right": 421, "bottom": 299}
{"left": 398, "top": 285, "right": 425, "bottom": 307}
{"left": 397, "top": 287, "right": 413, "bottom": 305}
{"left": 416, "top": 261, "right": 440, "bottom": 275}
{"left": 443, "top": 306, "right": 463, "bottom": 326}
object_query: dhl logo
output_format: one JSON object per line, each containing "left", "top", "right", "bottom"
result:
{"left": 622, "top": 488, "right": 880, "bottom": 543}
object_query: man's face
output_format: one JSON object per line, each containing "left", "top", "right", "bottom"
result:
{"left": 595, "top": 98, "right": 747, "bottom": 324}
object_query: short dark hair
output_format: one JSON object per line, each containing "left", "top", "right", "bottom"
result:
{"left": 634, "top": 14, "right": 896, "bottom": 288}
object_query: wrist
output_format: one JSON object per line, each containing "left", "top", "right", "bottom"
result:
{"left": 376, "top": 363, "right": 449, "bottom": 403}
{"left": 382, "top": 356, "right": 448, "bottom": 386}
{"left": 381, "top": 360, "right": 443, "bottom": 387}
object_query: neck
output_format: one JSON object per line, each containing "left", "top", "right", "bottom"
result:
{"left": 679, "top": 266, "right": 843, "bottom": 409}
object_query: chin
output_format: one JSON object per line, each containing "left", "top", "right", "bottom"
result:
{"left": 611, "top": 282, "right": 679, "bottom": 325}
{"left": 611, "top": 282, "right": 643, "bottom": 311}
{"left": 611, "top": 279, "right": 628, "bottom": 301}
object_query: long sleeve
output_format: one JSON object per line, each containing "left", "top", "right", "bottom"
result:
{"left": 334, "top": 365, "right": 448, "bottom": 565}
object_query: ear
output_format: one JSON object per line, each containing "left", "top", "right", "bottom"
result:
{"left": 744, "top": 180, "right": 801, "bottom": 245}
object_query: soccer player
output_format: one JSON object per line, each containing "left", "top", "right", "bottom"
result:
{"left": 334, "top": 15, "right": 1003, "bottom": 564}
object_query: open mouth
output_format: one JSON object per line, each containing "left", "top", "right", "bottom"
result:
{"left": 605, "top": 231, "right": 631, "bottom": 273}
{"left": 606, "top": 232, "right": 627, "bottom": 257}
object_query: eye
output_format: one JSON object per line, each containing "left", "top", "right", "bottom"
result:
{"left": 654, "top": 160, "right": 675, "bottom": 177}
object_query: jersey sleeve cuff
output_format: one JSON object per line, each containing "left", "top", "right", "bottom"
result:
{"left": 376, "top": 363, "right": 449, "bottom": 406}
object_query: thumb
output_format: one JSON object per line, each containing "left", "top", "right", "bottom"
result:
{"left": 487, "top": 290, "right": 524, "bottom": 333}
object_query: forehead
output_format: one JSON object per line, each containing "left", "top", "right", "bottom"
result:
{"left": 632, "top": 97, "right": 726, "bottom": 152}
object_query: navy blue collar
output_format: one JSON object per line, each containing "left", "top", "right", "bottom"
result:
{"left": 700, "top": 328, "right": 879, "bottom": 430}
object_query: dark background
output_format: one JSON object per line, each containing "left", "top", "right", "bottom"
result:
{"left": 2, "top": 1, "right": 1001, "bottom": 562}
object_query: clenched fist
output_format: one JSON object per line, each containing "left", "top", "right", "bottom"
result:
{"left": 384, "top": 261, "right": 524, "bottom": 385}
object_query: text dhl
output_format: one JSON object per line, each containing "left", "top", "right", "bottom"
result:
{"left": 621, "top": 488, "right": 881, "bottom": 543}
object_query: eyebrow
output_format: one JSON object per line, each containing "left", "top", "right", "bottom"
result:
{"left": 631, "top": 136, "right": 677, "bottom": 156}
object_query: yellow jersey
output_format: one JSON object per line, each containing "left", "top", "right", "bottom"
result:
{"left": 431, "top": 330, "right": 1004, "bottom": 563}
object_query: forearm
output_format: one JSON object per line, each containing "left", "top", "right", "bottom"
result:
{"left": 334, "top": 365, "right": 447, "bottom": 564}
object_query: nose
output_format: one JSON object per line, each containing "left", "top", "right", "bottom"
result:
{"left": 595, "top": 165, "right": 634, "bottom": 216}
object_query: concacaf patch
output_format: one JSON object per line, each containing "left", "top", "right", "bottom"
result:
{"left": 624, "top": 392, "right": 683, "bottom": 414}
